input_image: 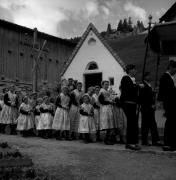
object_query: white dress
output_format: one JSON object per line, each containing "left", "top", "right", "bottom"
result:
{"left": 52, "top": 93, "right": 70, "bottom": 131}
{"left": 0, "top": 100, "right": 4, "bottom": 121}
{"left": 78, "top": 103, "right": 96, "bottom": 133}
{"left": 69, "top": 89, "right": 83, "bottom": 133}
{"left": 92, "top": 94, "right": 100, "bottom": 130}
{"left": 108, "top": 92, "right": 127, "bottom": 135}
{"left": 99, "top": 88, "right": 114, "bottom": 130}
{"left": 0, "top": 92, "right": 18, "bottom": 125}
{"left": 34, "top": 105, "right": 41, "bottom": 128}
{"left": 16, "top": 103, "right": 34, "bottom": 131}
{"left": 37, "top": 103, "right": 53, "bottom": 130}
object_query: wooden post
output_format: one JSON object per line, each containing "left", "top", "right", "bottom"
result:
{"left": 32, "top": 28, "right": 38, "bottom": 93}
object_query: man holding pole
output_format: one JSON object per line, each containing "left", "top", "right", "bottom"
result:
{"left": 120, "top": 64, "right": 141, "bottom": 150}
{"left": 139, "top": 72, "right": 161, "bottom": 146}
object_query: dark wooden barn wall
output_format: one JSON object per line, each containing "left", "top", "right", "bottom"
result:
{"left": 0, "top": 23, "right": 74, "bottom": 88}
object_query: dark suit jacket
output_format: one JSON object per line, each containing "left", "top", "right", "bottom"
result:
{"left": 158, "top": 72, "right": 176, "bottom": 113}
{"left": 139, "top": 81, "right": 155, "bottom": 110}
{"left": 120, "top": 75, "right": 138, "bottom": 103}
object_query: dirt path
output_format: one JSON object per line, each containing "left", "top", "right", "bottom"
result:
{"left": 1, "top": 134, "right": 176, "bottom": 180}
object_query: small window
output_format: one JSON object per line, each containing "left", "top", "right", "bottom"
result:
{"left": 20, "top": 52, "right": 24, "bottom": 56}
{"left": 87, "top": 62, "right": 98, "bottom": 70}
{"left": 109, "top": 77, "right": 114, "bottom": 86}
{"left": 88, "top": 38, "right": 96, "bottom": 46}
{"left": 8, "top": 50, "right": 12, "bottom": 54}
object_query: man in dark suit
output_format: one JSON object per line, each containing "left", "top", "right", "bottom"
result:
{"left": 139, "top": 72, "right": 161, "bottom": 146}
{"left": 158, "top": 60, "right": 176, "bottom": 151}
{"left": 120, "top": 64, "right": 141, "bottom": 150}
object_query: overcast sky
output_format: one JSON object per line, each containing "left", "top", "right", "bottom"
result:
{"left": 0, "top": 0, "right": 174, "bottom": 38}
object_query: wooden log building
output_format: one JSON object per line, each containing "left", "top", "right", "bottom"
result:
{"left": 0, "top": 19, "right": 76, "bottom": 92}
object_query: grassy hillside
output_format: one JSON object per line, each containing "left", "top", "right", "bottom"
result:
{"left": 107, "top": 34, "right": 169, "bottom": 87}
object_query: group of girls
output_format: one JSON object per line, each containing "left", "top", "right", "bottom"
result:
{"left": 0, "top": 81, "right": 127, "bottom": 145}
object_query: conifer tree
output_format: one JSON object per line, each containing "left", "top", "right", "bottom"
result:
{"left": 107, "top": 23, "right": 112, "bottom": 34}
{"left": 128, "top": 17, "right": 133, "bottom": 32}
{"left": 122, "top": 18, "right": 128, "bottom": 32}
{"left": 117, "top": 19, "right": 123, "bottom": 31}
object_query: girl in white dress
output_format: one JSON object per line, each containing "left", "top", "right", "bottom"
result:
{"left": 0, "top": 93, "right": 4, "bottom": 133}
{"left": 52, "top": 86, "right": 71, "bottom": 140}
{"left": 109, "top": 89, "right": 127, "bottom": 144}
{"left": 0, "top": 86, "right": 18, "bottom": 134}
{"left": 37, "top": 96, "right": 54, "bottom": 138}
{"left": 0, "top": 88, "right": 8, "bottom": 133}
{"left": 34, "top": 98, "right": 43, "bottom": 136}
{"left": 69, "top": 82, "right": 83, "bottom": 139}
{"left": 0, "top": 94, "right": 4, "bottom": 111}
{"left": 16, "top": 96, "right": 34, "bottom": 137}
{"left": 78, "top": 94, "right": 96, "bottom": 143}
{"left": 98, "top": 81, "right": 115, "bottom": 145}
{"left": 92, "top": 86, "right": 101, "bottom": 141}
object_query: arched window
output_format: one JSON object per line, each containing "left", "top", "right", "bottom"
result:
{"left": 88, "top": 38, "right": 96, "bottom": 46}
{"left": 86, "top": 61, "right": 98, "bottom": 70}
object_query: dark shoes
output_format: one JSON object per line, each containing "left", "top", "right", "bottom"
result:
{"left": 142, "top": 141, "right": 163, "bottom": 146}
{"left": 56, "top": 136, "right": 63, "bottom": 140}
{"left": 126, "top": 144, "right": 141, "bottom": 150}
{"left": 65, "top": 136, "right": 73, "bottom": 141}
{"left": 152, "top": 141, "right": 163, "bottom": 146}
{"left": 163, "top": 146, "right": 176, "bottom": 151}
{"left": 43, "top": 135, "right": 49, "bottom": 139}
{"left": 142, "top": 142, "right": 152, "bottom": 146}
{"left": 104, "top": 140, "right": 115, "bottom": 145}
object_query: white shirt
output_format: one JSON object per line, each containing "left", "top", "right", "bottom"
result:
{"left": 128, "top": 75, "right": 136, "bottom": 84}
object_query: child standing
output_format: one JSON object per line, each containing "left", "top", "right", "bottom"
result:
{"left": 92, "top": 86, "right": 101, "bottom": 141}
{"left": 34, "top": 98, "right": 43, "bottom": 136}
{"left": 16, "top": 96, "right": 34, "bottom": 137}
{"left": 78, "top": 94, "right": 96, "bottom": 143}
{"left": 0, "top": 93, "right": 4, "bottom": 133}
{"left": 38, "top": 96, "right": 54, "bottom": 138}
{"left": 98, "top": 81, "right": 115, "bottom": 145}
{"left": 69, "top": 82, "right": 83, "bottom": 140}
{"left": 52, "top": 86, "right": 71, "bottom": 140}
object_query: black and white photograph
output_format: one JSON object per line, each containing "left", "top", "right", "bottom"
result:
{"left": 0, "top": 0, "right": 176, "bottom": 179}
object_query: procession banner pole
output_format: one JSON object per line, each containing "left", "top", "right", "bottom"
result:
{"left": 142, "top": 15, "right": 152, "bottom": 81}
{"left": 137, "top": 15, "right": 153, "bottom": 123}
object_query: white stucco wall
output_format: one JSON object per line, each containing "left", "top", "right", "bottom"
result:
{"left": 63, "top": 30, "right": 125, "bottom": 94}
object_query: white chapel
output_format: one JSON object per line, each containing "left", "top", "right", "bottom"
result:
{"left": 61, "top": 23, "right": 126, "bottom": 94}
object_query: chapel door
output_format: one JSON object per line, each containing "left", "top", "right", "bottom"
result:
{"left": 84, "top": 73, "right": 102, "bottom": 92}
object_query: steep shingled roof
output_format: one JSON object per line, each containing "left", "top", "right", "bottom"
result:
{"left": 61, "top": 23, "right": 126, "bottom": 76}
{"left": 0, "top": 19, "right": 75, "bottom": 46}
{"left": 159, "top": 2, "right": 176, "bottom": 22}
